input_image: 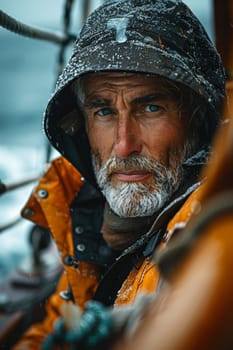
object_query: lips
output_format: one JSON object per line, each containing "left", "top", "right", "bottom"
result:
{"left": 112, "top": 171, "right": 152, "bottom": 182}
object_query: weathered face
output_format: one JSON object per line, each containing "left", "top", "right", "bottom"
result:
{"left": 80, "top": 72, "right": 191, "bottom": 217}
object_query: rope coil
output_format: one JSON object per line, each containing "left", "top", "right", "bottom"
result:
{"left": 42, "top": 301, "right": 113, "bottom": 350}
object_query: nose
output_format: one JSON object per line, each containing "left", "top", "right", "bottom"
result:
{"left": 114, "top": 116, "right": 143, "bottom": 158}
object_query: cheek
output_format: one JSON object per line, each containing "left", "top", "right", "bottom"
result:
{"left": 144, "top": 120, "right": 187, "bottom": 162}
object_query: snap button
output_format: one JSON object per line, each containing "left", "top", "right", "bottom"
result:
{"left": 63, "top": 255, "right": 73, "bottom": 265}
{"left": 63, "top": 255, "right": 78, "bottom": 267}
{"left": 74, "top": 226, "right": 84, "bottom": 234}
{"left": 59, "top": 290, "right": 73, "bottom": 301}
{"left": 77, "top": 243, "right": 86, "bottom": 252}
{"left": 38, "top": 189, "right": 48, "bottom": 198}
{"left": 23, "top": 207, "right": 35, "bottom": 217}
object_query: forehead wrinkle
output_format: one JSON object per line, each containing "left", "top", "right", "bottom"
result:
{"left": 81, "top": 74, "right": 181, "bottom": 109}
{"left": 85, "top": 92, "right": 173, "bottom": 110}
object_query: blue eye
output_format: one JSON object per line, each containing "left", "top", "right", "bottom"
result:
{"left": 97, "top": 108, "right": 112, "bottom": 116}
{"left": 145, "top": 104, "right": 160, "bottom": 112}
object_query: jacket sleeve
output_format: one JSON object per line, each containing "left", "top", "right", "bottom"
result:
{"left": 13, "top": 271, "right": 69, "bottom": 350}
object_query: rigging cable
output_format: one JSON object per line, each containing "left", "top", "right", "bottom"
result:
{"left": 0, "top": 9, "right": 75, "bottom": 45}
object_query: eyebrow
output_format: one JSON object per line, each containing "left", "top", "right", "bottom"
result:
{"left": 132, "top": 93, "right": 167, "bottom": 104}
{"left": 83, "top": 93, "right": 168, "bottom": 109}
{"left": 84, "top": 98, "right": 111, "bottom": 109}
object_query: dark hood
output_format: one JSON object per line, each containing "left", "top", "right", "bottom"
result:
{"left": 44, "top": 0, "right": 225, "bottom": 186}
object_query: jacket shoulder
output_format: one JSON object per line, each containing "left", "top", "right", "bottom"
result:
{"left": 21, "top": 156, "right": 83, "bottom": 227}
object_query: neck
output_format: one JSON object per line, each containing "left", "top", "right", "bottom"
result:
{"left": 101, "top": 202, "right": 157, "bottom": 250}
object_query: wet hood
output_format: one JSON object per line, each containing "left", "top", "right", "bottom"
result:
{"left": 44, "top": 0, "right": 225, "bottom": 186}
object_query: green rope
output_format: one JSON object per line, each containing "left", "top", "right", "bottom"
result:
{"left": 42, "top": 301, "right": 113, "bottom": 350}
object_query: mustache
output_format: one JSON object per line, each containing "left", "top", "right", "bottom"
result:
{"left": 95, "top": 155, "right": 168, "bottom": 178}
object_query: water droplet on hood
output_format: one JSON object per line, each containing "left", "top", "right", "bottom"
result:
{"left": 107, "top": 17, "right": 129, "bottom": 43}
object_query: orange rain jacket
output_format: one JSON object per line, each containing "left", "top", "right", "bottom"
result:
{"left": 14, "top": 156, "right": 204, "bottom": 349}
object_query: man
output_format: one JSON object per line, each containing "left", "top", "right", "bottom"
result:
{"left": 14, "top": 0, "right": 225, "bottom": 348}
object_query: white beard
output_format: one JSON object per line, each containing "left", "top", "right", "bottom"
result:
{"left": 92, "top": 154, "right": 184, "bottom": 218}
